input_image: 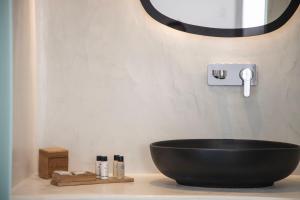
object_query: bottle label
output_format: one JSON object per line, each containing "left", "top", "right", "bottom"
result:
{"left": 117, "top": 163, "right": 125, "bottom": 179}
{"left": 100, "top": 161, "right": 108, "bottom": 179}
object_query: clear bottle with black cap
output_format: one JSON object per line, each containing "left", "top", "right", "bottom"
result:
{"left": 113, "top": 155, "right": 120, "bottom": 177}
{"left": 117, "top": 156, "right": 125, "bottom": 179}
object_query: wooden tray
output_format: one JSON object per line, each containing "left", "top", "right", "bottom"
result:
{"left": 51, "top": 176, "right": 134, "bottom": 186}
{"left": 52, "top": 171, "right": 96, "bottom": 183}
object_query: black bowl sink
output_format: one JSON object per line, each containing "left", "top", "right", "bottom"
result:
{"left": 150, "top": 139, "right": 300, "bottom": 188}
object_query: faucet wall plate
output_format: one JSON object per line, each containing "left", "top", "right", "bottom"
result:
{"left": 208, "top": 64, "right": 257, "bottom": 86}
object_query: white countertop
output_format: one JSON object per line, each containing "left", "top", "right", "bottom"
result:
{"left": 12, "top": 174, "right": 300, "bottom": 200}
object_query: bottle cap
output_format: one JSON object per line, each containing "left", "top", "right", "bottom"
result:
{"left": 119, "top": 156, "right": 124, "bottom": 162}
{"left": 114, "top": 155, "right": 120, "bottom": 160}
{"left": 96, "top": 155, "right": 102, "bottom": 161}
{"left": 102, "top": 156, "right": 108, "bottom": 161}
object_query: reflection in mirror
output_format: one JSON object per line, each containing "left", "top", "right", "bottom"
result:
{"left": 150, "top": 0, "right": 291, "bottom": 29}
{"left": 141, "top": 0, "right": 299, "bottom": 37}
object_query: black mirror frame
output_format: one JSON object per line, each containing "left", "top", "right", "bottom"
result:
{"left": 140, "top": 0, "right": 299, "bottom": 37}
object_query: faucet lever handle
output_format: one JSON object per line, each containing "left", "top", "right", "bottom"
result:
{"left": 240, "top": 68, "right": 253, "bottom": 97}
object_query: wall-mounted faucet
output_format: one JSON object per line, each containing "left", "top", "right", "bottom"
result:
{"left": 240, "top": 68, "right": 253, "bottom": 97}
{"left": 208, "top": 64, "right": 257, "bottom": 97}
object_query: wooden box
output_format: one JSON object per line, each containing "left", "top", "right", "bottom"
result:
{"left": 39, "top": 147, "right": 68, "bottom": 179}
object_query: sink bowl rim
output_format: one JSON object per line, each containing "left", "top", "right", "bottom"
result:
{"left": 150, "top": 139, "right": 300, "bottom": 151}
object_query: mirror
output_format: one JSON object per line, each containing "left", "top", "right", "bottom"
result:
{"left": 141, "top": 0, "right": 299, "bottom": 37}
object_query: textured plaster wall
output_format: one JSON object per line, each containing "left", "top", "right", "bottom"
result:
{"left": 35, "top": 0, "right": 300, "bottom": 173}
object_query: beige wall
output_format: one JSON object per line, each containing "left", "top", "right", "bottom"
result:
{"left": 13, "top": 0, "right": 37, "bottom": 186}
{"left": 11, "top": 0, "right": 300, "bottom": 181}
{"left": 35, "top": 0, "right": 300, "bottom": 174}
